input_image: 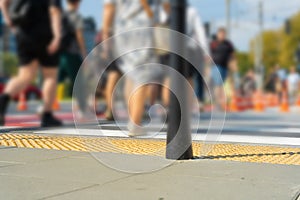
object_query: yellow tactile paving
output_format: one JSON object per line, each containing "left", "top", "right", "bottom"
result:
{"left": 1, "top": 133, "right": 300, "bottom": 166}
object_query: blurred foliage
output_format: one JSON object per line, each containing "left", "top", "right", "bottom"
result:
{"left": 236, "top": 52, "right": 253, "bottom": 75}
{"left": 249, "top": 11, "right": 300, "bottom": 72}
{"left": 279, "top": 12, "right": 300, "bottom": 68}
{"left": 0, "top": 52, "right": 18, "bottom": 76}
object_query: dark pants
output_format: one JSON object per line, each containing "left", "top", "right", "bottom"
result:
{"left": 59, "top": 52, "right": 86, "bottom": 111}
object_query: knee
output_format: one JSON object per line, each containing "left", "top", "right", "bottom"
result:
{"left": 17, "top": 71, "right": 35, "bottom": 83}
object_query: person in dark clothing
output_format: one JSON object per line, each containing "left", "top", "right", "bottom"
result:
{"left": 0, "top": 0, "right": 63, "bottom": 127}
{"left": 59, "top": 0, "right": 87, "bottom": 114}
{"left": 210, "top": 27, "right": 235, "bottom": 109}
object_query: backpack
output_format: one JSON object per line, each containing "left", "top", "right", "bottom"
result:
{"left": 9, "top": 0, "right": 32, "bottom": 27}
{"left": 60, "top": 12, "right": 76, "bottom": 51}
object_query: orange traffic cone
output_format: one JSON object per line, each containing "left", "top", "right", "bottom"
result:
{"left": 253, "top": 91, "right": 265, "bottom": 112}
{"left": 266, "top": 94, "right": 273, "bottom": 107}
{"left": 52, "top": 98, "right": 60, "bottom": 111}
{"left": 229, "top": 93, "right": 239, "bottom": 112}
{"left": 270, "top": 94, "right": 279, "bottom": 107}
{"left": 245, "top": 95, "right": 253, "bottom": 110}
{"left": 296, "top": 95, "right": 300, "bottom": 107}
{"left": 17, "top": 92, "right": 27, "bottom": 111}
{"left": 280, "top": 91, "right": 289, "bottom": 113}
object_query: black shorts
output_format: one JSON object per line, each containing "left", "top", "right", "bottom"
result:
{"left": 16, "top": 33, "right": 59, "bottom": 67}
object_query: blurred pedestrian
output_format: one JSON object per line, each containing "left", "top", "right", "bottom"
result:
{"left": 274, "top": 64, "right": 287, "bottom": 100}
{"left": 102, "top": 0, "right": 161, "bottom": 136}
{"left": 241, "top": 69, "right": 256, "bottom": 97}
{"left": 59, "top": 0, "right": 87, "bottom": 115}
{"left": 210, "top": 27, "right": 235, "bottom": 110}
{"left": 287, "top": 66, "right": 300, "bottom": 103}
{"left": 104, "top": 61, "right": 122, "bottom": 121}
{"left": 0, "top": 0, "right": 62, "bottom": 127}
{"left": 265, "top": 68, "right": 278, "bottom": 95}
{"left": 160, "top": 1, "right": 209, "bottom": 112}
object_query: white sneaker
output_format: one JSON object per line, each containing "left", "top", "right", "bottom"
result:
{"left": 127, "top": 122, "right": 148, "bottom": 138}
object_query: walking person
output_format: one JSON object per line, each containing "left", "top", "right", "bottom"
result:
{"left": 59, "top": 0, "right": 87, "bottom": 115}
{"left": 210, "top": 27, "right": 235, "bottom": 110}
{"left": 102, "top": 0, "right": 162, "bottom": 136}
{"left": 160, "top": 0, "right": 209, "bottom": 111}
{"left": 0, "top": 0, "right": 63, "bottom": 127}
{"left": 287, "top": 66, "right": 300, "bottom": 103}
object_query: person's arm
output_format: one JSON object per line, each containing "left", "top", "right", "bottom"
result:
{"left": 101, "top": 2, "right": 115, "bottom": 59}
{"left": 0, "top": 0, "right": 13, "bottom": 27}
{"left": 48, "top": 1, "right": 62, "bottom": 55}
{"left": 75, "top": 16, "right": 87, "bottom": 58}
{"left": 140, "top": 0, "right": 153, "bottom": 19}
{"left": 76, "top": 29, "right": 87, "bottom": 58}
{"left": 102, "top": 2, "right": 115, "bottom": 41}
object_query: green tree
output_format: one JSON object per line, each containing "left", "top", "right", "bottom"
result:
{"left": 279, "top": 12, "right": 300, "bottom": 68}
{"left": 236, "top": 52, "right": 253, "bottom": 75}
{"left": 249, "top": 30, "right": 280, "bottom": 74}
{"left": 0, "top": 52, "right": 18, "bottom": 76}
{"left": 249, "top": 11, "right": 300, "bottom": 72}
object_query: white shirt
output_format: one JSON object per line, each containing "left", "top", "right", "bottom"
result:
{"left": 159, "top": 1, "right": 208, "bottom": 53}
{"left": 186, "top": 6, "right": 208, "bottom": 53}
{"left": 287, "top": 73, "right": 300, "bottom": 92}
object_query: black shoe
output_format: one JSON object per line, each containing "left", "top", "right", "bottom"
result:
{"left": 41, "top": 112, "right": 63, "bottom": 128}
{"left": 0, "top": 94, "right": 10, "bottom": 126}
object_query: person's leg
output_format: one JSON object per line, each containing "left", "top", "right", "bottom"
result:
{"left": 4, "top": 60, "right": 39, "bottom": 96}
{"left": 162, "top": 78, "right": 170, "bottom": 107}
{"left": 194, "top": 71, "right": 205, "bottom": 102}
{"left": 40, "top": 67, "right": 62, "bottom": 127}
{"left": 124, "top": 78, "right": 134, "bottom": 106}
{"left": 105, "top": 71, "right": 121, "bottom": 120}
{"left": 65, "top": 53, "right": 87, "bottom": 113}
{"left": 0, "top": 60, "right": 39, "bottom": 125}
{"left": 42, "top": 67, "right": 58, "bottom": 112}
{"left": 212, "top": 66, "right": 227, "bottom": 110}
{"left": 146, "top": 84, "right": 159, "bottom": 106}
{"left": 124, "top": 78, "right": 148, "bottom": 136}
{"left": 128, "top": 84, "right": 147, "bottom": 130}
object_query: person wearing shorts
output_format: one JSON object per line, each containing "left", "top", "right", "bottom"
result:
{"left": 210, "top": 28, "right": 235, "bottom": 109}
{"left": 59, "top": 0, "right": 87, "bottom": 114}
{"left": 0, "top": 0, "right": 63, "bottom": 127}
{"left": 160, "top": 1, "right": 209, "bottom": 111}
{"left": 102, "top": 0, "right": 162, "bottom": 137}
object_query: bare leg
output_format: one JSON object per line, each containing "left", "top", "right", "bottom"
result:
{"left": 162, "top": 78, "right": 170, "bottom": 107}
{"left": 124, "top": 78, "right": 133, "bottom": 107}
{"left": 147, "top": 84, "right": 159, "bottom": 106}
{"left": 41, "top": 67, "right": 58, "bottom": 112}
{"left": 128, "top": 84, "right": 147, "bottom": 126}
{"left": 105, "top": 71, "right": 121, "bottom": 117}
{"left": 4, "top": 60, "right": 39, "bottom": 97}
{"left": 214, "top": 86, "right": 226, "bottom": 110}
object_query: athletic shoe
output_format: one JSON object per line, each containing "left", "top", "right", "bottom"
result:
{"left": 41, "top": 112, "right": 63, "bottom": 128}
{"left": 0, "top": 94, "right": 10, "bottom": 126}
{"left": 127, "top": 122, "right": 147, "bottom": 138}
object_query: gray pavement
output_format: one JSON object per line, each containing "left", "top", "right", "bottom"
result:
{"left": 0, "top": 147, "right": 300, "bottom": 200}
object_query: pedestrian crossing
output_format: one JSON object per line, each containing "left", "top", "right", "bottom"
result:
{"left": 1, "top": 111, "right": 300, "bottom": 147}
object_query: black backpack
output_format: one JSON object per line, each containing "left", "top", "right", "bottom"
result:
{"left": 60, "top": 12, "right": 76, "bottom": 51}
{"left": 9, "top": 0, "right": 32, "bottom": 27}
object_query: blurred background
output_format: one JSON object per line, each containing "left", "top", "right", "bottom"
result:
{"left": 0, "top": 0, "right": 300, "bottom": 118}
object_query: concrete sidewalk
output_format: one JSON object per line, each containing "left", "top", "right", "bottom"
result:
{"left": 0, "top": 147, "right": 300, "bottom": 200}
